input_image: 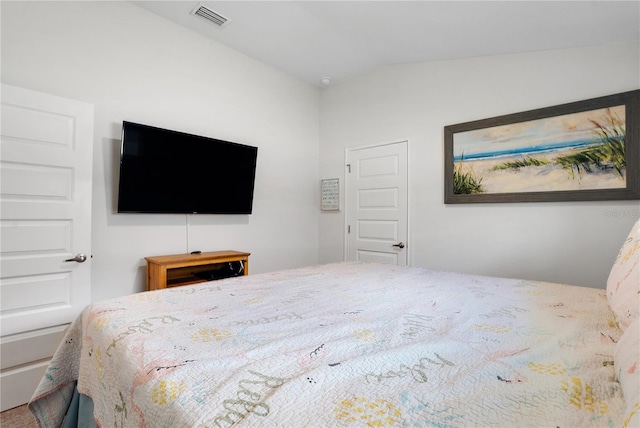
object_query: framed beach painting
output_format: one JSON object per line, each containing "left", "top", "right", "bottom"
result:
{"left": 444, "top": 90, "right": 640, "bottom": 203}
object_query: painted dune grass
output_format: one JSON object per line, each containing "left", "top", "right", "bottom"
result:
{"left": 452, "top": 107, "right": 627, "bottom": 195}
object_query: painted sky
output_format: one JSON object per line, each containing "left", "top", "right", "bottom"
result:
{"left": 453, "top": 105, "right": 625, "bottom": 157}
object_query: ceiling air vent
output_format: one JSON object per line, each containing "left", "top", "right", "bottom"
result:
{"left": 191, "top": 4, "right": 229, "bottom": 27}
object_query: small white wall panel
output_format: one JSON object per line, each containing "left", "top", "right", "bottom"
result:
{"left": 358, "top": 155, "right": 399, "bottom": 178}
{"left": 0, "top": 220, "right": 71, "bottom": 254}
{"left": 0, "top": 325, "right": 67, "bottom": 369}
{"left": 357, "top": 250, "right": 398, "bottom": 264}
{"left": 358, "top": 188, "right": 398, "bottom": 209}
{"left": 1, "top": 104, "right": 74, "bottom": 148}
{"left": 0, "top": 273, "right": 71, "bottom": 314}
{"left": 1, "top": 162, "right": 73, "bottom": 201}
{"left": 358, "top": 220, "right": 398, "bottom": 242}
{"left": 1, "top": 254, "right": 75, "bottom": 279}
{"left": 0, "top": 361, "right": 50, "bottom": 411}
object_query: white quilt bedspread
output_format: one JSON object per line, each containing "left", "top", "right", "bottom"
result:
{"left": 30, "top": 262, "right": 629, "bottom": 427}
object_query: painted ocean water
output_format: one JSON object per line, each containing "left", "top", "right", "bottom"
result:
{"left": 453, "top": 138, "right": 609, "bottom": 162}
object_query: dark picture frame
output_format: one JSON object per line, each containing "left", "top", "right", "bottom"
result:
{"left": 444, "top": 90, "right": 640, "bottom": 203}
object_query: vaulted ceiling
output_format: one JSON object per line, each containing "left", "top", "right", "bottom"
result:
{"left": 133, "top": 1, "right": 640, "bottom": 86}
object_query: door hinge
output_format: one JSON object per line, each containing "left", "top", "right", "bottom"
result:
{"left": 346, "top": 164, "right": 351, "bottom": 173}
{"left": 348, "top": 225, "right": 351, "bottom": 234}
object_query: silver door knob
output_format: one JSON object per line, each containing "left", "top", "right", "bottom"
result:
{"left": 392, "top": 242, "right": 405, "bottom": 249}
{"left": 64, "top": 253, "right": 87, "bottom": 263}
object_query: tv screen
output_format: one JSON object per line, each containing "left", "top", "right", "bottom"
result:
{"left": 117, "top": 121, "right": 258, "bottom": 214}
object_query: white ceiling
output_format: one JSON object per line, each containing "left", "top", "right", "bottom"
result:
{"left": 133, "top": 1, "right": 640, "bottom": 86}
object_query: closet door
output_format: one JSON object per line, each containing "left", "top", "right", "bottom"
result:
{"left": 346, "top": 141, "right": 409, "bottom": 265}
{"left": 0, "top": 84, "right": 94, "bottom": 410}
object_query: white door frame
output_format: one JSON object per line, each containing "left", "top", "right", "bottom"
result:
{"left": 344, "top": 139, "right": 410, "bottom": 264}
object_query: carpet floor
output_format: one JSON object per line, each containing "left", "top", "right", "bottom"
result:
{"left": 0, "top": 404, "right": 37, "bottom": 428}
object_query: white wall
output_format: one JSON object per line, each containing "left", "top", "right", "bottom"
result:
{"left": 3, "top": 2, "right": 639, "bottom": 299}
{"left": 320, "top": 41, "right": 640, "bottom": 288}
{"left": 1, "top": 1, "right": 321, "bottom": 301}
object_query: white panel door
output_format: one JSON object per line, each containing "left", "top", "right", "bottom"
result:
{"left": 346, "top": 141, "right": 408, "bottom": 264}
{"left": 0, "top": 84, "right": 93, "bottom": 410}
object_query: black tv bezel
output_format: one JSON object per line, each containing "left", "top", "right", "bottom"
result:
{"left": 117, "top": 121, "right": 258, "bottom": 215}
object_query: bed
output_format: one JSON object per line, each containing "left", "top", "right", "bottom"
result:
{"left": 29, "top": 220, "right": 639, "bottom": 428}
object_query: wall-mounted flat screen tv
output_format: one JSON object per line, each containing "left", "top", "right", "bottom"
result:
{"left": 117, "top": 121, "right": 258, "bottom": 214}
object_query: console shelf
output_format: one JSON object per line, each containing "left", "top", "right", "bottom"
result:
{"left": 145, "top": 250, "right": 250, "bottom": 291}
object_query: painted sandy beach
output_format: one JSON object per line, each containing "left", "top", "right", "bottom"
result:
{"left": 456, "top": 146, "right": 626, "bottom": 194}
{"left": 452, "top": 105, "right": 627, "bottom": 195}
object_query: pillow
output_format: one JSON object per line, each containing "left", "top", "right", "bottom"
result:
{"left": 606, "top": 218, "right": 640, "bottom": 331}
{"left": 614, "top": 317, "right": 639, "bottom": 427}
